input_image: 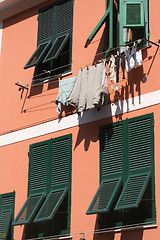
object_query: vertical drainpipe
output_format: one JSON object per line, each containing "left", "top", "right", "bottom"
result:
{"left": 0, "top": 20, "right": 2, "bottom": 56}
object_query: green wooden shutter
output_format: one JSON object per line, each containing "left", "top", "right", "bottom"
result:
{"left": 34, "top": 188, "right": 68, "bottom": 222}
{"left": 115, "top": 114, "right": 154, "bottom": 211}
{"left": 0, "top": 192, "right": 15, "bottom": 239}
{"left": 12, "top": 194, "right": 45, "bottom": 226}
{"left": 87, "top": 124, "right": 123, "bottom": 214}
{"left": 34, "top": 135, "right": 72, "bottom": 223}
{"left": 85, "top": 1, "right": 113, "bottom": 52}
{"left": 13, "top": 141, "right": 49, "bottom": 226}
{"left": 128, "top": 117, "right": 152, "bottom": 173}
{"left": 24, "top": 5, "right": 54, "bottom": 69}
{"left": 124, "top": 0, "right": 144, "bottom": 27}
{"left": 29, "top": 143, "right": 49, "bottom": 194}
{"left": 115, "top": 172, "right": 151, "bottom": 210}
{"left": 51, "top": 137, "right": 70, "bottom": 188}
{"left": 24, "top": 41, "right": 51, "bottom": 69}
{"left": 119, "top": 0, "right": 149, "bottom": 45}
{"left": 43, "top": 0, "right": 72, "bottom": 63}
{"left": 100, "top": 125, "right": 123, "bottom": 180}
{"left": 87, "top": 178, "right": 122, "bottom": 214}
{"left": 38, "top": 6, "right": 54, "bottom": 43}
{"left": 57, "top": 0, "right": 72, "bottom": 34}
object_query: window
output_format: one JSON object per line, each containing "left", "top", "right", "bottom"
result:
{"left": 87, "top": 114, "right": 156, "bottom": 229}
{"left": 0, "top": 192, "right": 15, "bottom": 240}
{"left": 85, "top": 0, "right": 149, "bottom": 51}
{"left": 24, "top": 0, "right": 73, "bottom": 81}
{"left": 12, "top": 135, "right": 72, "bottom": 239}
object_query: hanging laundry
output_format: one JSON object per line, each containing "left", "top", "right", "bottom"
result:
{"left": 56, "top": 76, "right": 76, "bottom": 115}
{"left": 131, "top": 45, "right": 137, "bottom": 68}
{"left": 86, "top": 60, "right": 108, "bottom": 110}
{"left": 115, "top": 53, "right": 120, "bottom": 83}
{"left": 108, "top": 55, "right": 118, "bottom": 90}
{"left": 121, "top": 51, "right": 125, "bottom": 79}
{"left": 135, "top": 50, "right": 142, "bottom": 67}
{"left": 67, "top": 62, "right": 108, "bottom": 112}
{"left": 125, "top": 48, "right": 135, "bottom": 72}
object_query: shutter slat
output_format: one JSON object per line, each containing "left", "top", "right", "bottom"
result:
{"left": 57, "top": 0, "right": 72, "bottom": 34}
{"left": 39, "top": 6, "right": 53, "bottom": 42}
{"left": 52, "top": 139, "right": 70, "bottom": 186}
{"left": 0, "top": 210, "right": 12, "bottom": 237}
{"left": 129, "top": 118, "right": 152, "bottom": 171}
{"left": 30, "top": 144, "right": 48, "bottom": 192}
{"left": 101, "top": 125, "right": 123, "bottom": 177}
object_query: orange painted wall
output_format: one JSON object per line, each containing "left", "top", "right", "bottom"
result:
{"left": 0, "top": 0, "right": 160, "bottom": 135}
{"left": 0, "top": 105, "right": 160, "bottom": 239}
{"left": 1, "top": 0, "right": 160, "bottom": 239}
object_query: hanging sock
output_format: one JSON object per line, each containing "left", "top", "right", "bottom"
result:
{"left": 131, "top": 45, "right": 137, "bottom": 68}
{"left": 115, "top": 53, "right": 120, "bottom": 83}
{"left": 108, "top": 55, "right": 118, "bottom": 91}
{"left": 125, "top": 48, "right": 135, "bottom": 72}
{"left": 135, "top": 50, "right": 142, "bottom": 67}
{"left": 121, "top": 51, "right": 125, "bottom": 79}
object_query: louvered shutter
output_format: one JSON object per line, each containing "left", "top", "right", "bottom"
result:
{"left": 115, "top": 115, "right": 154, "bottom": 210}
{"left": 0, "top": 192, "right": 15, "bottom": 238}
{"left": 87, "top": 124, "right": 123, "bottom": 214}
{"left": 24, "top": 5, "right": 53, "bottom": 69}
{"left": 13, "top": 142, "right": 49, "bottom": 226}
{"left": 34, "top": 135, "right": 72, "bottom": 222}
{"left": 124, "top": 0, "right": 144, "bottom": 27}
{"left": 38, "top": 6, "right": 54, "bottom": 43}
{"left": 43, "top": 0, "right": 72, "bottom": 63}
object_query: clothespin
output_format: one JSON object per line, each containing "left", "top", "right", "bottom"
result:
{"left": 86, "top": 65, "right": 89, "bottom": 70}
{"left": 80, "top": 67, "right": 83, "bottom": 71}
{"left": 94, "top": 62, "right": 97, "bottom": 67}
{"left": 117, "top": 51, "right": 119, "bottom": 56}
{"left": 134, "top": 41, "right": 136, "bottom": 47}
{"left": 58, "top": 77, "right": 61, "bottom": 81}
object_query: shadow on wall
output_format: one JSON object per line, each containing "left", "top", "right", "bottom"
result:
{"left": 92, "top": 216, "right": 144, "bottom": 240}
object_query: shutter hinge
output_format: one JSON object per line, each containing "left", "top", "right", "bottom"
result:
{"left": 37, "top": 15, "right": 39, "bottom": 21}
{"left": 28, "top": 152, "right": 30, "bottom": 157}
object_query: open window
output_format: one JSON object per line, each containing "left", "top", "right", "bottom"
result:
{"left": 87, "top": 114, "right": 156, "bottom": 229}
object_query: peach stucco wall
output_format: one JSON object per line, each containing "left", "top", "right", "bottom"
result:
{"left": 1, "top": 0, "right": 160, "bottom": 240}
{"left": 0, "top": 0, "right": 160, "bottom": 135}
{"left": 1, "top": 105, "right": 160, "bottom": 240}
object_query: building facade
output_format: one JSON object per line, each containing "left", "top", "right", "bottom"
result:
{"left": 0, "top": 0, "right": 160, "bottom": 239}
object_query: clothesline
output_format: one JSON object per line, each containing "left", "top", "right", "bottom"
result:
{"left": 31, "top": 38, "right": 145, "bottom": 83}
{"left": 31, "top": 39, "right": 149, "bottom": 86}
